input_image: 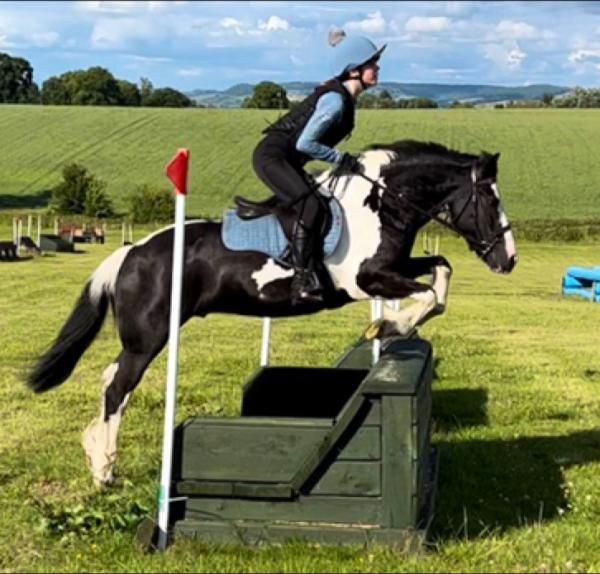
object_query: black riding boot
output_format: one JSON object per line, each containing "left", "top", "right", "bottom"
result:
{"left": 290, "top": 222, "right": 324, "bottom": 305}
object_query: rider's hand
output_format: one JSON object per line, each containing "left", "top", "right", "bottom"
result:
{"left": 333, "top": 153, "right": 361, "bottom": 176}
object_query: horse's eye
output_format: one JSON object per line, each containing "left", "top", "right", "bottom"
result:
{"left": 478, "top": 183, "right": 498, "bottom": 202}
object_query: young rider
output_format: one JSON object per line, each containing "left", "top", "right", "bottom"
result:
{"left": 251, "top": 32, "right": 385, "bottom": 304}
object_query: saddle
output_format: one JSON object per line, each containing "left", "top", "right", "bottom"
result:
{"left": 222, "top": 195, "right": 344, "bottom": 267}
{"left": 234, "top": 194, "right": 280, "bottom": 220}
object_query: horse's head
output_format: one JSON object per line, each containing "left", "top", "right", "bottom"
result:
{"left": 446, "top": 152, "right": 517, "bottom": 273}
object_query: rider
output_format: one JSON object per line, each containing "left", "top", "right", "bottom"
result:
{"left": 251, "top": 31, "right": 385, "bottom": 304}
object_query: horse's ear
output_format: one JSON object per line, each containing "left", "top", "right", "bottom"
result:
{"left": 476, "top": 152, "right": 499, "bottom": 179}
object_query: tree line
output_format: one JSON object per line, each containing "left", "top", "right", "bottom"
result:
{"left": 3, "top": 51, "right": 600, "bottom": 110}
{"left": 0, "top": 52, "right": 195, "bottom": 107}
{"left": 240, "top": 82, "right": 439, "bottom": 109}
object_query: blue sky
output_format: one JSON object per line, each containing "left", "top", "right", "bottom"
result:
{"left": 2, "top": 1, "right": 600, "bottom": 91}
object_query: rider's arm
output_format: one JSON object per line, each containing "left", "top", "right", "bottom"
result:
{"left": 296, "top": 92, "right": 345, "bottom": 163}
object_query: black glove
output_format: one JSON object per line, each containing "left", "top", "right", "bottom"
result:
{"left": 333, "top": 153, "right": 361, "bottom": 177}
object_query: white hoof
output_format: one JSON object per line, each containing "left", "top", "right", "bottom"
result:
{"left": 82, "top": 424, "right": 117, "bottom": 488}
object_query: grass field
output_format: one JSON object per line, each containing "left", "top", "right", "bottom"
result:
{"left": 1, "top": 229, "right": 600, "bottom": 572}
{"left": 1, "top": 106, "right": 600, "bottom": 220}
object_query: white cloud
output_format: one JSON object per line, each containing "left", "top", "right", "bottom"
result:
{"left": 0, "top": 12, "right": 62, "bottom": 48}
{"left": 77, "top": 1, "right": 140, "bottom": 14}
{"left": 482, "top": 42, "right": 527, "bottom": 71}
{"left": 258, "top": 16, "right": 290, "bottom": 31}
{"left": 29, "top": 31, "right": 61, "bottom": 47}
{"left": 220, "top": 17, "right": 245, "bottom": 32}
{"left": 405, "top": 16, "right": 451, "bottom": 33}
{"left": 568, "top": 48, "right": 600, "bottom": 63}
{"left": 177, "top": 67, "right": 204, "bottom": 77}
{"left": 444, "top": 1, "right": 470, "bottom": 16}
{"left": 345, "top": 11, "right": 387, "bottom": 35}
{"left": 76, "top": 1, "right": 186, "bottom": 14}
{"left": 0, "top": 33, "right": 16, "bottom": 49}
{"left": 125, "top": 54, "right": 172, "bottom": 64}
{"left": 495, "top": 20, "right": 539, "bottom": 40}
{"left": 91, "top": 17, "right": 164, "bottom": 49}
{"left": 494, "top": 20, "right": 555, "bottom": 43}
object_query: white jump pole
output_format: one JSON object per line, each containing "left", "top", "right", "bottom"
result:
{"left": 157, "top": 148, "right": 190, "bottom": 551}
{"left": 371, "top": 298, "right": 383, "bottom": 365}
{"left": 37, "top": 216, "right": 42, "bottom": 248}
{"left": 260, "top": 317, "right": 272, "bottom": 366}
{"left": 12, "top": 217, "right": 17, "bottom": 245}
{"left": 16, "top": 219, "right": 22, "bottom": 254}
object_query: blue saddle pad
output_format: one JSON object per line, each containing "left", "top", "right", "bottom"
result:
{"left": 222, "top": 198, "right": 344, "bottom": 263}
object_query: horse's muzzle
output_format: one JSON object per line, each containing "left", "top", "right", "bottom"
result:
{"left": 494, "top": 253, "right": 517, "bottom": 274}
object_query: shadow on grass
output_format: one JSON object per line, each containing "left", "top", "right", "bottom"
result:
{"left": 0, "top": 190, "right": 51, "bottom": 209}
{"left": 0, "top": 256, "right": 35, "bottom": 264}
{"left": 430, "top": 428, "right": 600, "bottom": 541}
{"left": 433, "top": 387, "right": 489, "bottom": 432}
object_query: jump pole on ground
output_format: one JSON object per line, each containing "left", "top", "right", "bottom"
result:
{"left": 157, "top": 148, "right": 190, "bottom": 551}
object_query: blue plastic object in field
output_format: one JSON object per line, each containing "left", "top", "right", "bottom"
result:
{"left": 562, "top": 266, "right": 600, "bottom": 302}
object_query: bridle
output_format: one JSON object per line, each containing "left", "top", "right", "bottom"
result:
{"left": 356, "top": 164, "right": 512, "bottom": 260}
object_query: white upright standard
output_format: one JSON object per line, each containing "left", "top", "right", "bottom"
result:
{"left": 157, "top": 149, "right": 190, "bottom": 551}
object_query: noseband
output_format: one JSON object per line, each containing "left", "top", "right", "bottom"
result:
{"left": 442, "top": 167, "right": 512, "bottom": 259}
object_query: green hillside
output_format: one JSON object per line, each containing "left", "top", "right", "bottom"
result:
{"left": 1, "top": 105, "right": 600, "bottom": 220}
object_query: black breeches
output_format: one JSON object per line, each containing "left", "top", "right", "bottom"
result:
{"left": 252, "top": 142, "right": 324, "bottom": 232}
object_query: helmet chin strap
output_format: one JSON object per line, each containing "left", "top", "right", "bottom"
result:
{"left": 349, "top": 67, "right": 368, "bottom": 91}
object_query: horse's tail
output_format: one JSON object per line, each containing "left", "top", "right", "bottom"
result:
{"left": 27, "top": 246, "right": 132, "bottom": 393}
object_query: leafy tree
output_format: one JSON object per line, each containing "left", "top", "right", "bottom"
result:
{"left": 0, "top": 52, "right": 40, "bottom": 103}
{"left": 49, "top": 163, "right": 114, "bottom": 217}
{"left": 406, "top": 97, "right": 437, "bottom": 109}
{"left": 42, "top": 67, "right": 135, "bottom": 106}
{"left": 117, "top": 80, "right": 141, "bottom": 106}
{"left": 140, "top": 77, "right": 154, "bottom": 105}
{"left": 128, "top": 185, "right": 174, "bottom": 223}
{"left": 73, "top": 66, "right": 121, "bottom": 106}
{"left": 243, "top": 82, "right": 289, "bottom": 109}
{"left": 357, "top": 93, "right": 378, "bottom": 109}
{"left": 542, "top": 93, "right": 554, "bottom": 106}
{"left": 143, "top": 87, "right": 193, "bottom": 108}
{"left": 552, "top": 87, "right": 600, "bottom": 108}
{"left": 450, "top": 100, "right": 474, "bottom": 108}
{"left": 41, "top": 77, "right": 69, "bottom": 105}
{"left": 358, "top": 93, "right": 438, "bottom": 109}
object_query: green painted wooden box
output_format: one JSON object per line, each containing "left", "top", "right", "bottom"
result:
{"left": 169, "top": 337, "right": 437, "bottom": 549}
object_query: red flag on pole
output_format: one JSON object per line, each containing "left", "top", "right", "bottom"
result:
{"left": 165, "top": 148, "right": 190, "bottom": 195}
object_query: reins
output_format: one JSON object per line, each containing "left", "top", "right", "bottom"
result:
{"left": 350, "top": 167, "right": 511, "bottom": 259}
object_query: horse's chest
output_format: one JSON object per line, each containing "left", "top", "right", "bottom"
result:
{"left": 326, "top": 199, "right": 382, "bottom": 300}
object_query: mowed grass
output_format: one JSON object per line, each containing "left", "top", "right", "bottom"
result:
{"left": 1, "top": 231, "right": 600, "bottom": 572}
{"left": 1, "top": 105, "right": 600, "bottom": 219}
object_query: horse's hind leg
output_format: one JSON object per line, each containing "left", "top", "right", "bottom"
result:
{"left": 82, "top": 350, "right": 154, "bottom": 486}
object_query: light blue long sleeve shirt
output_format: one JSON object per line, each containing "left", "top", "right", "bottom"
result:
{"left": 295, "top": 90, "right": 349, "bottom": 164}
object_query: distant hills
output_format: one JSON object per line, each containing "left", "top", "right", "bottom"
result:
{"left": 187, "top": 82, "right": 570, "bottom": 108}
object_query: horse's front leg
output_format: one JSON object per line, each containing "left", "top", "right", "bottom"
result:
{"left": 359, "top": 256, "right": 452, "bottom": 337}
{"left": 404, "top": 256, "right": 453, "bottom": 317}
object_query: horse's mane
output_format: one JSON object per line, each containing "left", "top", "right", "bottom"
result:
{"left": 367, "top": 140, "right": 479, "bottom": 179}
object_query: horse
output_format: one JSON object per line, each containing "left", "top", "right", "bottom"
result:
{"left": 26, "top": 140, "right": 517, "bottom": 486}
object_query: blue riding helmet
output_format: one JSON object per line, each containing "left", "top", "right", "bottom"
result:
{"left": 330, "top": 36, "right": 386, "bottom": 77}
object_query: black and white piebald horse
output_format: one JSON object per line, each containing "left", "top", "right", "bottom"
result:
{"left": 27, "top": 140, "right": 517, "bottom": 486}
